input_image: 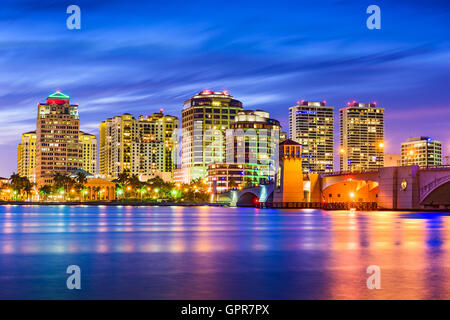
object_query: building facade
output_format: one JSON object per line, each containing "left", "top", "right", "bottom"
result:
{"left": 384, "top": 154, "right": 401, "bottom": 167}
{"left": 17, "top": 131, "right": 37, "bottom": 182}
{"left": 35, "top": 91, "right": 82, "bottom": 185}
{"left": 79, "top": 131, "right": 97, "bottom": 174}
{"left": 339, "top": 102, "right": 384, "bottom": 172}
{"left": 401, "top": 137, "right": 442, "bottom": 167}
{"left": 99, "top": 112, "right": 178, "bottom": 179}
{"left": 179, "top": 90, "right": 243, "bottom": 182}
{"left": 273, "top": 139, "right": 304, "bottom": 203}
{"left": 207, "top": 110, "right": 281, "bottom": 192}
{"left": 289, "top": 100, "right": 334, "bottom": 173}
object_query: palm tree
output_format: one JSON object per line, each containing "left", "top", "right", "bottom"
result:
{"left": 39, "top": 185, "right": 52, "bottom": 201}
{"left": 75, "top": 172, "right": 87, "bottom": 185}
{"left": 128, "top": 174, "right": 141, "bottom": 198}
{"left": 52, "top": 173, "right": 75, "bottom": 200}
{"left": 22, "top": 179, "right": 34, "bottom": 201}
{"left": 118, "top": 172, "right": 129, "bottom": 185}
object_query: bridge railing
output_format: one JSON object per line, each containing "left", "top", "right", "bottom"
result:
{"left": 420, "top": 174, "right": 450, "bottom": 202}
{"left": 419, "top": 165, "right": 450, "bottom": 171}
{"left": 319, "top": 170, "right": 380, "bottom": 177}
{"left": 258, "top": 202, "right": 378, "bottom": 210}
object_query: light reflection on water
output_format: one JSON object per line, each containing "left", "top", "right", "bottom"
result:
{"left": 0, "top": 205, "right": 449, "bottom": 299}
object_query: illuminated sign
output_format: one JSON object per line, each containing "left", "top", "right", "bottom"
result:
{"left": 296, "top": 110, "right": 317, "bottom": 115}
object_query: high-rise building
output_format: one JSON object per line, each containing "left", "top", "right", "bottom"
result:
{"left": 178, "top": 90, "right": 243, "bottom": 183}
{"left": 36, "top": 91, "right": 82, "bottom": 185}
{"left": 79, "top": 131, "right": 97, "bottom": 174}
{"left": 289, "top": 100, "right": 334, "bottom": 173}
{"left": 99, "top": 113, "right": 134, "bottom": 179}
{"left": 339, "top": 102, "right": 384, "bottom": 172}
{"left": 401, "top": 136, "right": 442, "bottom": 167}
{"left": 207, "top": 110, "right": 281, "bottom": 192}
{"left": 99, "top": 112, "right": 178, "bottom": 179}
{"left": 17, "top": 131, "right": 37, "bottom": 182}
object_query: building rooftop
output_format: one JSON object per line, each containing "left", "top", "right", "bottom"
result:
{"left": 80, "top": 131, "right": 96, "bottom": 137}
{"left": 406, "top": 136, "right": 433, "bottom": 142}
{"left": 279, "top": 139, "right": 300, "bottom": 146}
{"left": 48, "top": 91, "right": 70, "bottom": 99}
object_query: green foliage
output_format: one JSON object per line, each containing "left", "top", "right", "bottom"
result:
{"left": 9, "top": 173, "right": 34, "bottom": 200}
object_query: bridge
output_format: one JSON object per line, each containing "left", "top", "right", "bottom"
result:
{"left": 314, "top": 165, "right": 450, "bottom": 210}
{"left": 216, "top": 184, "right": 275, "bottom": 206}
{"left": 216, "top": 165, "right": 450, "bottom": 210}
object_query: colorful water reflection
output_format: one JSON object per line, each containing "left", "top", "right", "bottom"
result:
{"left": 0, "top": 205, "right": 449, "bottom": 299}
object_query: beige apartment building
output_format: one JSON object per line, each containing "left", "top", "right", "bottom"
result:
{"left": 289, "top": 100, "right": 334, "bottom": 173}
{"left": 99, "top": 111, "right": 178, "bottom": 180}
{"left": 79, "top": 131, "right": 97, "bottom": 174}
{"left": 17, "top": 131, "right": 37, "bottom": 182}
{"left": 401, "top": 136, "right": 442, "bottom": 167}
{"left": 340, "top": 102, "right": 384, "bottom": 171}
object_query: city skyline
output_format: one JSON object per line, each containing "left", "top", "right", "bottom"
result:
{"left": 4, "top": 89, "right": 449, "bottom": 178}
{"left": 0, "top": 0, "right": 449, "bottom": 177}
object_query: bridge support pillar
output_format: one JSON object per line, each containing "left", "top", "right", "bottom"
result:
{"left": 309, "top": 173, "right": 321, "bottom": 203}
{"left": 378, "top": 166, "right": 420, "bottom": 210}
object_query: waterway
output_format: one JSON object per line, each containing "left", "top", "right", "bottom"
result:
{"left": 0, "top": 205, "right": 449, "bottom": 299}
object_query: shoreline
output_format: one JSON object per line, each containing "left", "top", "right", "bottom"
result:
{"left": 0, "top": 201, "right": 449, "bottom": 212}
{"left": 0, "top": 201, "right": 228, "bottom": 207}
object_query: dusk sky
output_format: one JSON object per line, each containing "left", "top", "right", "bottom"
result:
{"left": 0, "top": 0, "right": 449, "bottom": 177}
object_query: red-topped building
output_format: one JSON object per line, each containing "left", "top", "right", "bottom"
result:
{"left": 36, "top": 91, "right": 82, "bottom": 185}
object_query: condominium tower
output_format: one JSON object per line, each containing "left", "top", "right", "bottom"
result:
{"left": 401, "top": 136, "right": 442, "bottom": 167}
{"left": 178, "top": 90, "right": 243, "bottom": 182}
{"left": 79, "top": 131, "right": 97, "bottom": 174}
{"left": 289, "top": 100, "right": 334, "bottom": 173}
{"left": 99, "top": 111, "right": 178, "bottom": 179}
{"left": 17, "top": 131, "right": 37, "bottom": 182}
{"left": 339, "top": 102, "right": 384, "bottom": 171}
{"left": 35, "top": 91, "right": 82, "bottom": 185}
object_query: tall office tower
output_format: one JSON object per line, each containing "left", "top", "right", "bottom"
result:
{"left": 289, "top": 100, "right": 334, "bottom": 173}
{"left": 17, "top": 131, "right": 37, "bottom": 182}
{"left": 207, "top": 110, "right": 280, "bottom": 192}
{"left": 339, "top": 102, "right": 384, "bottom": 172}
{"left": 79, "top": 131, "right": 97, "bottom": 174}
{"left": 178, "top": 90, "right": 243, "bottom": 183}
{"left": 99, "top": 112, "right": 178, "bottom": 179}
{"left": 35, "top": 91, "right": 82, "bottom": 185}
{"left": 401, "top": 136, "right": 442, "bottom": 167}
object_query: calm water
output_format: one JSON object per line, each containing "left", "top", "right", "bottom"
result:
{"left": 0, "top": 205, "right": 449, "bottom": 299}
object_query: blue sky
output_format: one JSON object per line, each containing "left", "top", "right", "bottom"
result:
{"left": 0, "top": 0, "right": 449, "bottom": 176}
